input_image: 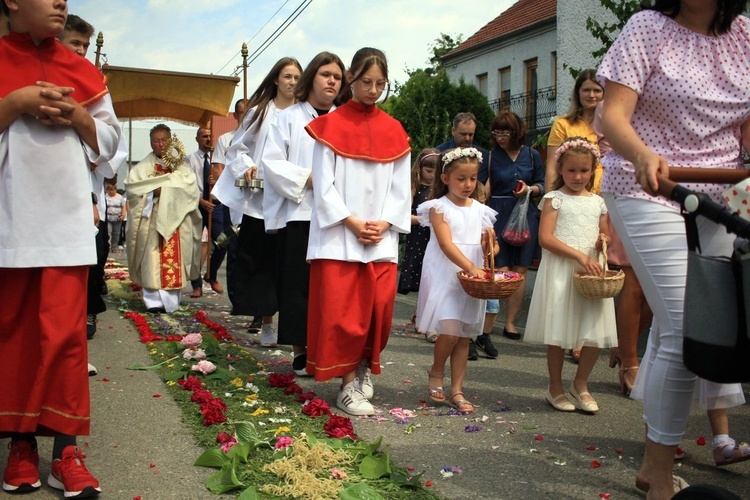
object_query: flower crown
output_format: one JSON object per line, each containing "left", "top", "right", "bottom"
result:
{"left": 442, "top": 147, "right": 483, "bottom": 169}
{"left": 555, "top": 137, "right": 600, "bottom": 162}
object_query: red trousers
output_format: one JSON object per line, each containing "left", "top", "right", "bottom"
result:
{"left": 307, "top": 259, "right": 397, "bottom": 381}
{"left": 0, "top": 266, "right": 90, "bottom": 437}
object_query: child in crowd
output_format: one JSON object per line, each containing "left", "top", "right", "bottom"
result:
{"left": 0, "top": 0, "right": 122, "bottom": 496}
{"left": 105, "top": 182, "right": 127, "bottom": 252}
{"left": 416, "top": 147, "right": 499, "bottom": 414}
{"left": 398, "top": 149, "right": 439, "bottom": 342}
{"left": 524, "top": 137, "right": 616, "bottom": 413}
{"left": 305, "top": 47, "right": 411, "bottom": 416}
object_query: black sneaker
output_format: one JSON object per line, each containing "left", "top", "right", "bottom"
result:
{"left": 86, "top": 314, "right": 96, "bottom": 340}
{"left": 247, "top": 316, "right": 262, "bottom": 333}
{"left": 292, "top": 353, "right": 311, "bottom": 377}
{"left": 468, "top": 340, "right": 478, "bottom": 361}
{"left": 476, "top": 334, "right": 498, "bottom": 359}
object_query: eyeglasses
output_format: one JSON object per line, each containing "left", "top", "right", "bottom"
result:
{"left": 357, "top": 79, "right": 388, "bottom": 91}
{"left": 491, "top": 131, "right": 512, "bottom": 139}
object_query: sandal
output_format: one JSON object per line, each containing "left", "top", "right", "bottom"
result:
{"left": 449, "top": 392, "right": 475, "bottom": 414}
{"left": 634, "top": 474, "right": 689, "bottom": 495}
{"left": 568, "top": 348, "right": 581, "bottom": 364}
{"left": 427, "top": 369, "right": 446, "bottom": 404}
{"left": 425, "top": 332, "right": 439, "bottom": 343}
{"left": 618, "top": 366, "right": 639, "bottom": 397}
{"left": 713, "top": 436, "right": 750, "bottom": 467}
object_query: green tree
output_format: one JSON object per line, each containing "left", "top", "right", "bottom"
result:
{"left": 384, "top": 34, "right": 494, "bottom": 156}
{"left": 566, "top": 0, "right": 640, "bottom": 78}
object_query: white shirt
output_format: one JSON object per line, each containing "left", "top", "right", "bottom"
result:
{"left": 211, "top": 131, "right": 232, "bottom": 166}
{"left": 213, "top": 102, "right": 280, "bottom": 221}
{"left": 0, "top": 95, "right": 122, "bottom": 267}
{"left": 187, "top": 148, "right": 212, "bottom": 199}
{"left": 306, "top": 142, "right": 412, "bottom": 263}
{"left": 262, "top": 101, "right": 334, "bottom": 231}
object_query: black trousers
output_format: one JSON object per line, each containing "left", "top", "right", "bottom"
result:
{"left": 86, "top": 220, "right": 108, "bottom": 316}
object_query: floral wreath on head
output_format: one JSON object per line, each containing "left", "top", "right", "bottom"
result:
{"left": 555, "top": 137, "right": 600, "bottom": 163}
{"left": 441, "top": 147, "right": 483, "bottom": 170}
{"left": 161, "top": 134, "right": 187, "bottom": 172}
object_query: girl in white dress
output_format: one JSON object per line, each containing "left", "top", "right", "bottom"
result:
{"left": 524, "top": 137, "right": 616, "bottom": 413}
{"left": 417, "top": 148, "right": 499, "bottom": 414}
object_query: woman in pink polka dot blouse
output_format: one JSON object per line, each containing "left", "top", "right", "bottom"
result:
{"left": 598, "top": 0, "right": 750, "bottom": 498}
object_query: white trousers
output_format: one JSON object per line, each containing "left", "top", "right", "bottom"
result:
{"left": 605, "top": 195, "right": 734, "bottom": 445}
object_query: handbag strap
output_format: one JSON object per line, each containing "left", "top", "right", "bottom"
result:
{"left": 684, "top": 212, "right": 702, "bottom": 254}
{"left": 486, "top": 151, "right": 492, "bottom": 194}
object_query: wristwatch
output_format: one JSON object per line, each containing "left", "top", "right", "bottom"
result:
{"left": 91, "top": 192, "right": 98, "bottom": 205}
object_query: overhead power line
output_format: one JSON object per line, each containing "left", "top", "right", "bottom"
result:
{"left": 246, "top": 0, "right": 313, "bottom": 67}
{"left": 215, "top": 0, "right": 291, "bottom": 75}
{"left": 215, "top": 0, "right": 314, "bottom": 76}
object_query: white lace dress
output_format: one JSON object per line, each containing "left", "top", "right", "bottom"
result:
{"left": 524, "top": 191, "right": 617, "bottom": 349}
{"left": 415, "top": 197, "right": 497, "bottom": 338}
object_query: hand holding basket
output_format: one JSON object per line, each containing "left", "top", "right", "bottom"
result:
{"left": 457, "top": 228, "right": 525, "bottom": 299}
{"left": 573, "top": 234, "right": 625, "bottom": 300}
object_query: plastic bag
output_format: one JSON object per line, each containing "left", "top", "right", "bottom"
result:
{"left": 502, "top": 190, "right": 531, "bottom": 246}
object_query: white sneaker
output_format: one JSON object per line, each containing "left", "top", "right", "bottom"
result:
{"left": 336, "top": 381, "right": 374, "bottom": 416}
{"left": 356, "top": 362, "right": 374, "bottom": 399}
{"left": 259, "top": 324, "right": 277, "bottom": 347}
{"left": 87, "top": 363, "right": 97, "bottom": 377}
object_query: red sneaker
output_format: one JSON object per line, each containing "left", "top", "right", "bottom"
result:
{"left": 2, "top": 440, "right": 41, "bottom": 493}
{"left": 48, "top": 446, "right": 101, "bottom": 498}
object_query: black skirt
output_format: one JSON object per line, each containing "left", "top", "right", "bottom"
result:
{"left": 231, "top": 215, "right": 278, "bottom": 317}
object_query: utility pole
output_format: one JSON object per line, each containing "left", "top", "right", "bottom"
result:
{"left": 242, "top": 43, "right": 248, "bottom": 101}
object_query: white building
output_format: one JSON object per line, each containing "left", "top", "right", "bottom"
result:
{"left": 442, "top": 0, "right": 618, "bottom": 137}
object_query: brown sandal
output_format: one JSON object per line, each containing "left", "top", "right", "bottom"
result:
{"left": 449, "top": 392, "right": 475, "bottom": 413}
{"left": 427, "top": 369, "right": 445, "bottom": 403}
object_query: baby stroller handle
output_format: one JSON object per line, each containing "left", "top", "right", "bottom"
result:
{"left": 657, "top": 168, "right": 750, "bottom": 240}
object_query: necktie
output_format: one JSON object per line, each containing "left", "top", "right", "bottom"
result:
{"left": 203, "top": 152, "right": 210, "bottom": 200}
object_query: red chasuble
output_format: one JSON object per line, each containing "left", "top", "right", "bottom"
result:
{"left": 0, "top": 31, "right": 108, "bottom": 105}
{"left": 305, "top": 100, "right": 410, "bottom": 163}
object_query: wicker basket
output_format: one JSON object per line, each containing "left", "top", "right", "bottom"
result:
{"left": 457, "top": 230, "right": 525, "bottom": 299}
{"left": 573, "top": 236, "right": 625, "bottom": 300}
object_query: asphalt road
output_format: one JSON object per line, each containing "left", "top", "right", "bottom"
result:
{"left": 4, "top": 259, "right": 749, "bottom": 500}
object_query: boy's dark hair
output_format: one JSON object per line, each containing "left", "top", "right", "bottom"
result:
{"left": 294, "top": 52, "right": 345, "bottom": 103}
{"left": 0, "top": 3, "right": 8, "bottom": 16}
{"left": 643, "top": 0, "right": 748, "bottom": 35}
{"left": 63, "top": 14, "right": 94, "bottom": 38}
{"left": 149, "top": 123, "right": 171, "bottom": 138}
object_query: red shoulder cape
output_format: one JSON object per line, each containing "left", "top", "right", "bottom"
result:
{"left": 0, "top": 32, "right": 108, "bottom": 106}
{"left": 305, "top": 100, "right": 410, "bottom": 163}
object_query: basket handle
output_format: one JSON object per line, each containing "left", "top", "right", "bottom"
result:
{"left": 599, "top": 234, "right": 608, "bottom": 278}
{"left": 486, "top": 228, "right": 495, "bottom": 276}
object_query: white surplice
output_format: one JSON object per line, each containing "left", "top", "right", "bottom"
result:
{"left": 0, "top": 95, "right": 122, "bottom": 267}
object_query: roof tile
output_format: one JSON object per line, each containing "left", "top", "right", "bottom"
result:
{"left": 446, "top": 0, "right": 556, "bottom": 57}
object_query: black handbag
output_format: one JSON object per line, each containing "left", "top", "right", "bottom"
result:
{"left": 682, "top": 213, "right": 750, "bottom": 383}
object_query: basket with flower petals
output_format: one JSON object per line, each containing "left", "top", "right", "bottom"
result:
{"left": 457, "top": 229, "right": 525, "bottom": 299}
